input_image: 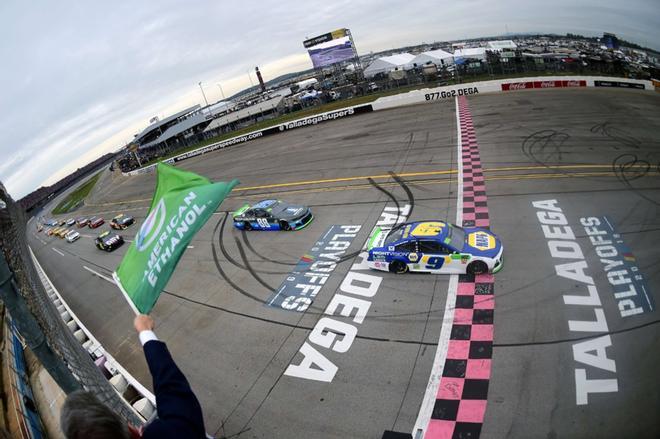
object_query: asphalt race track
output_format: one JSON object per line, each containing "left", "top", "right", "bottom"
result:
{"left": 27, "top": 88, "right": 660, "bottom": 439}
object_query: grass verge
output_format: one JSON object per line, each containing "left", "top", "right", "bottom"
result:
{"left": 52, "top": 171, "right": 102, "bottom": 214}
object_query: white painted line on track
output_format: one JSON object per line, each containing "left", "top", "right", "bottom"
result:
{"left": 52, "top": 248, "right": 65, "bottom": 256}
{"left": 83, "top": 265, "right": 116, "bottom": 285}
{"left": 412, "top": 96, "right": 463, "bottom": 437}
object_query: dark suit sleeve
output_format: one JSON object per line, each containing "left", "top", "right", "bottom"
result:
{"left": 141, "top": 340, "right": 206, "bottom": 439}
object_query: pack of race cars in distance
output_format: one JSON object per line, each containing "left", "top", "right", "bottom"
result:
{"left": 110, "top": 214, "right": 135, "bottom": 230}
{"left": 367, "top": 220, "right": 503, "bottom": 275}
{"left": 88, "top": 217, "right": 105, "bottom": 228}
{"left": 232, "top": 199, "right": 313, "bottom": 231}
{"left": 40, "top": 213, "right": 134, "bottom": 252}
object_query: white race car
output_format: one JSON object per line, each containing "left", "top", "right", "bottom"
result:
{"left": 65, "top": 230, "right": 81, "bottom": 243}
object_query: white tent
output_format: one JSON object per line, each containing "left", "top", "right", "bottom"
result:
{"left": 453, "top": 47, "right": 487, "bottom": 60}
{"left": 411, "top": 49, "right": 455, "bottom": 67}
{"left": 363, "top": 53, "right": 415, "bottom": 78}
{"left": 486, "top": 40, "right": 517, "bottom": 51}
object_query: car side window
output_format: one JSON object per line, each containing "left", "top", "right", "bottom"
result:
{"left": 418, "top": 240, "right": 444, "bottom": 254}
{"left": 244, "top": 209, "right": 254, "bottom": 217}
{"left": 395, "top": 241, "right": 416, "bottom": 252}
{"left": 255, "top": 209, "right": 269, "bottom": 218}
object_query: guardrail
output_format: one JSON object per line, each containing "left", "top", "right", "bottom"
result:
{"left": 28, "top": 247, "right": 156, "bottom": 421}
{"left": 122, "top": 75, "right": 653, "bottom": 176}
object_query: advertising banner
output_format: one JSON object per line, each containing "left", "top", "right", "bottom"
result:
{"left": 502, "top": 79, "right": 586, "bottom": 91}
{"left": 113, "top": 163, "right": 238, "bottom": 313}
{"left": 304, "top": 28, "right": 354, "bottom": 68}
{"left": 307, "top": 37, "right": 354, "bottom": 68}
{"left": 594, "top": 80, "right": 645, "bottom": 89}
{"left": 303, "top": 28, "right": 348, "bottom": 48}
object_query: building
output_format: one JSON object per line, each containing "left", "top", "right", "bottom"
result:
{"left": 453, "top": 47, "right": 487, "bottom": 61}
{"left": 411, "top": 48, "right": 455, "bottom": 68}
{"left": 486, "top": 40, "right": 518, "bottom": 51}
{"left": 363, "top": 53, "right": 416, "bottom": 78}
{"left": 134, "top": 105, "right": 211, "bottom": 153}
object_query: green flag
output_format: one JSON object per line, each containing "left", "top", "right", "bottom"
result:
{"left": 113, "top": 163, "right": 238, "bottom": 314}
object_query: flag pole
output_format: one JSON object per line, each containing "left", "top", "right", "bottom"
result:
{"left": 112, "top": 272, "right": 141, "bottom": 315}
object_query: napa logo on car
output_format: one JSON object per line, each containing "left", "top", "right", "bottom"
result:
{"left": 411, "top": 221, "right": 445, "bottom": 237}
{"left": 136, "top": 199, "right": 166, "bottom": 252}
{"left": 468, "top": 230, "right": 496, "bottom": 251}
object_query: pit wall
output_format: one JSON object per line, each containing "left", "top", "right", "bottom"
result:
{"left": 123, "top": 75, "right": 654, "bottom": 177}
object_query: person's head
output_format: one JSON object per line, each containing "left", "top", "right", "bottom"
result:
{"left": 60, "top": 390, "right": 130, "bottom": 439}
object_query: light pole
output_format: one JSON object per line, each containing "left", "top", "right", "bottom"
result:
{"left": 246, "top": 70, "right": 254, "bottom": 88}
{"left": 198, "top": 81, "right": 209, "bottom": 107}
{"left": 216, "top": 83, "right": 225, "bottom": 100}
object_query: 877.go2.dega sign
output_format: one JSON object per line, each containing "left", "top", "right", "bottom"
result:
{"left": 425, "top": 86, "right": 479, "bottom": 100}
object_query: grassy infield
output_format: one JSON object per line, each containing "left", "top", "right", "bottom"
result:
{"left": 52, "top": 171, "right": 102, "bottom": 214}
{"left": 55, "top": 70, "right": 613, "bottom": 213}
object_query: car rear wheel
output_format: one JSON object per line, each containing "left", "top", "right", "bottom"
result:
{"left": 243, "top": 221, "right": 252, "bottom": 231}
{"left": 467, "top": 261, "right": 488, "bottom": 275}
{"left": 280, "top": 221, "right": 291, "bottom": 231}
{"left": 389, "top": 260, "right": 408, "bottom": 274}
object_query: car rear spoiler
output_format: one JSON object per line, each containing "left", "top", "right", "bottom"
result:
{"left": 367, "top": 227, "right": 384, "bottom": 251}
{"left": 232, "top": 203, "right": 250, "bottom": 218}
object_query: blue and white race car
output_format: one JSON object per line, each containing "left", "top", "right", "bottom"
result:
{"left": 366, "top": 220, "right": 503, "bottom": 274}
{"left": 232, "top": 199, "right": 313, "bottom": 231}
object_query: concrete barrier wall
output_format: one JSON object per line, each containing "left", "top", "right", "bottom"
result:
{"left": 123, "top": 75, "right": 653, "bottom": 176}
{"left": 371, "top": 75, "right": 653, "bottom": 110}
{"left": 123, "top": 75, "right": 652, "bottom": 176}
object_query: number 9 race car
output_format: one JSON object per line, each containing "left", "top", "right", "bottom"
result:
{"left": 232, "top": 199, "right": 313, "bottom": 231}
{"left": 366, "top": 220, "right": 503, "bottom": 275}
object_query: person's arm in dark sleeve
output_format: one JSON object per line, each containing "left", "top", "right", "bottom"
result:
{"left": 137, "top": 328, "right": 206, "bottom": 438}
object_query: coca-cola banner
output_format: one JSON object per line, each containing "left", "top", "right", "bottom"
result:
{"left": 501, "top": 81, "right": 534, "bottom": 91}
{"left": 562, "top": 80, "right": 587, "bottom": 87}
{"left": 501, "top": 80, "right": 586, "bottom": 91}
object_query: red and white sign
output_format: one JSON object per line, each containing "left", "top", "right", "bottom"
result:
{"left": 502, "top": 79, "right": 586, "bottom": 91}
{"left": 562, "top": 80, "right": 586, "bottom": 87}
{"left": 501, "top": 81, "right": 533, "bottom": 91}
{"left": 534, "top": 80, "right": 561, "bottom": 88}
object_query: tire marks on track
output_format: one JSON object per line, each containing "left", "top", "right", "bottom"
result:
{"left": 240, "top": 229, "right": 298, "bottom": 266}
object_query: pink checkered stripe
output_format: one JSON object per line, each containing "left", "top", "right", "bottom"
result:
{"left": 424, "top": 96, "right": 494, "bottom": 439}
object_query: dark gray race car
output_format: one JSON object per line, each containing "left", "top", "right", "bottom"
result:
{"left": 95, "top": 231, "right": 124, "bottom": 252}
{"left": 232, "top": 199, "right": 313, "bottom": 231}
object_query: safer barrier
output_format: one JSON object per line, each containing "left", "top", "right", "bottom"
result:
{"left": 370, "top": 75, "right": 652, "bottom": 110}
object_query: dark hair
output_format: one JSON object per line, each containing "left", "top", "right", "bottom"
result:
{"left": 60, "top": 390, "right": 130, "bottom": 439}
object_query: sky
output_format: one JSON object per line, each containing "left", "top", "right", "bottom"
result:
{"left": 1, "top": 1, "right": 658, "bottom": 199}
